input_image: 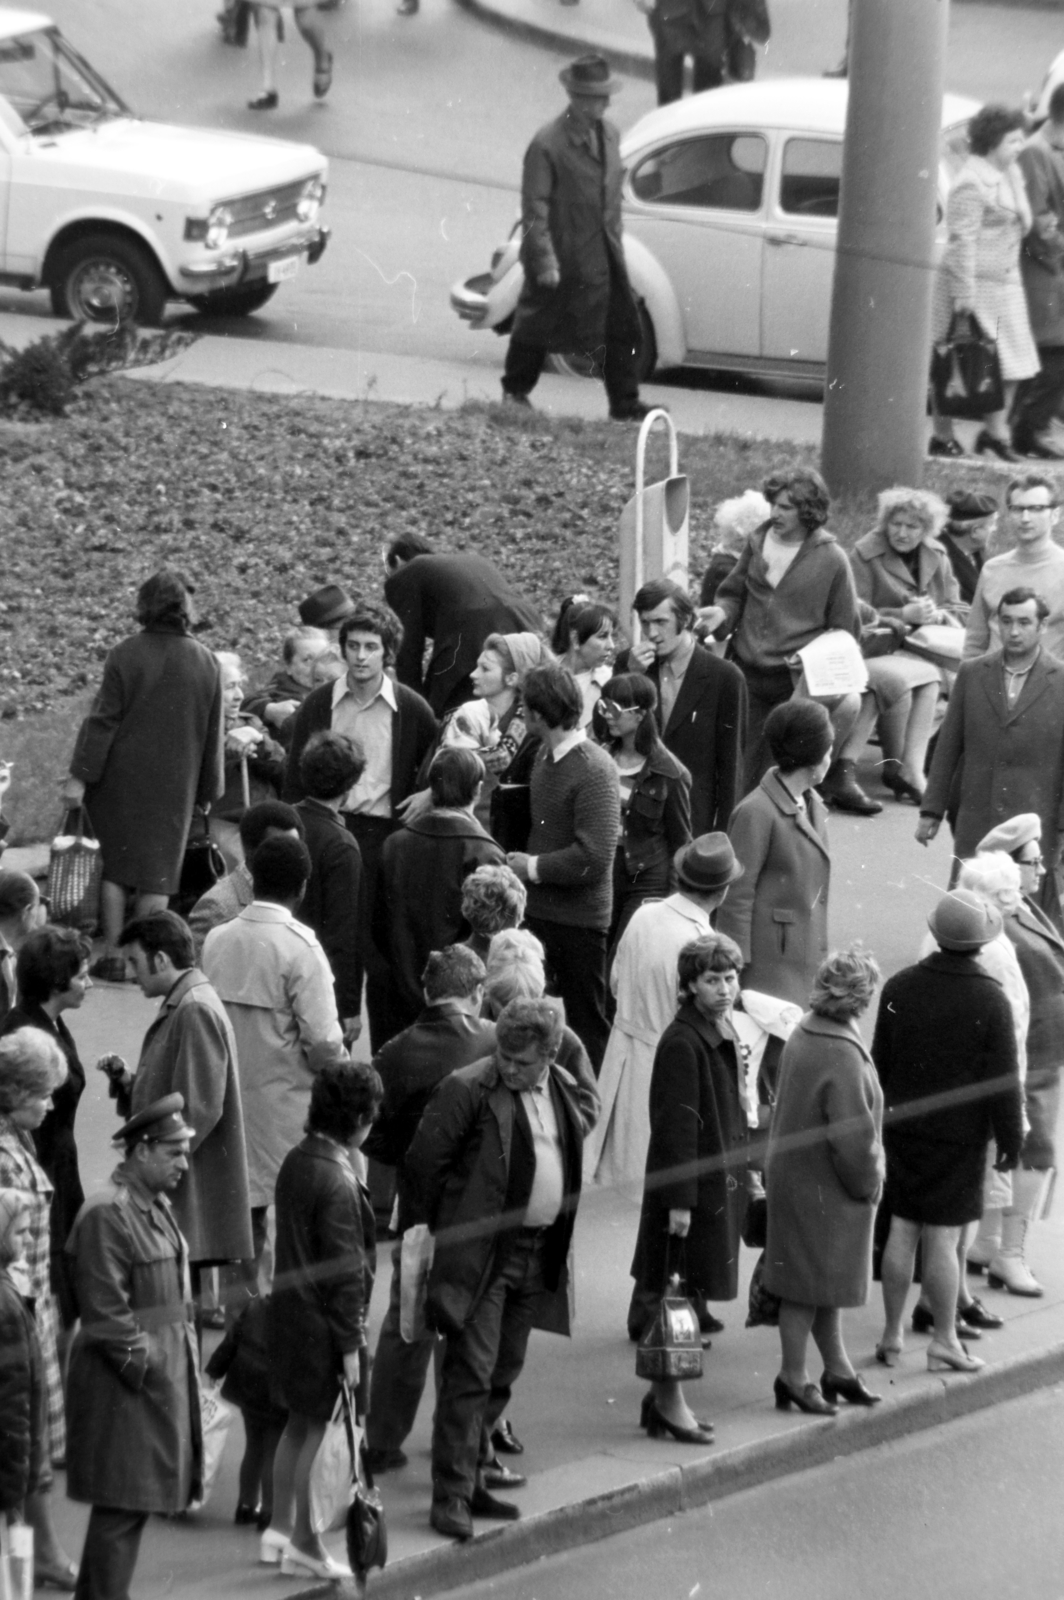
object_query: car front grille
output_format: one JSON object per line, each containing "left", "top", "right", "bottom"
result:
{"left": 224, "top": 180, "right": 309, "bottom": 239}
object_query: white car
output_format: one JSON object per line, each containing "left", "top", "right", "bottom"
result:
{"left": 0, "top": 7, "right": 329, "bottom": 323}
{"left": 451, "top": 79, "right": 978, "bottom": 383}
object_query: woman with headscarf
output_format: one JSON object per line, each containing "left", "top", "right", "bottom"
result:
{"left": 62, "top": 570, "right": 224, "bottom": 982}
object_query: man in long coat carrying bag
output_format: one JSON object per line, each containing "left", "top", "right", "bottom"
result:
{"left": 502, "top": 54, "right": 651, "bottom": 423}
{"left": 65, "top": 1095, "right": 203, "bottom": 1600}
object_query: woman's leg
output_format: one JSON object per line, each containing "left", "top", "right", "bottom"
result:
{"left": 650, "top": 1376, "right": 703, "bottom": 1430}
{"left": 777, "top": 1300, "right": 815, "bottom": 1389}
{"left": 983, "top": 383, "right": 1018, "bottom": 444}
{"left": 289, "top": 1416, "right": 328, "bottom": 1558}
{"left": 811, "top": 1306, "right": 855, "bottom": 1380}
{"left": 259, "top": 1423, "right": 284, "bottom": 1523}
{"left": 879, "top": 1214, "right": 921, "bottom": 1352}
{"left": 930, "top": 403, "right": 956, "bottom": 446}
{"left": 898, "top": 682, "right": 938, "bottom": 792}
{"left": 293, "top": 6, "right": 327, "bottom": 67}
{"left": 922, "top": 1224, "right": 965, "bottom": 1351}
{"left": 132, "top": 890, "right": 168, "bottom": 919}
{"left": 239, "top": 1415, "right": 269, "bottom": 1512}
{"left": 99, "top": 880, "right": 128, "bottom": 955}
{"left": 268, "top": 1412, "right": 309, "bottom": 1537}
{"left": 836, "top": 690, "right": 879, "bottom": 766}
{"left": 250, "top": 5, "right": 280, "bottom": 103}
{"left": 26, "top": 1488, "right": 74, "bottom": 1572}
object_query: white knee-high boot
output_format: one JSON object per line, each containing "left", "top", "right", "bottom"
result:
{"left": 966, "top": 1208, "right": 1002, "bottom": 1271}
{"left": 988, "top": 1169, "right": 1046, "bottom": 1297}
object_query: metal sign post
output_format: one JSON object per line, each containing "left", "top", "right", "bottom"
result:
{"left": 618, "top": 408, "right": 690, "bottom": 641}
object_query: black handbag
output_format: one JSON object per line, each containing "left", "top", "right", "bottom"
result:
{"left": 930, "top": 311, "right": 1004, "bottom": 419}
{"left": 172, "top": 810, "right": 226, "bottom": 917}
{"left": 634, "top": 1237, "right": 704, "bottom": 1383}
{"left": 345, "top": 1442, "right": 387, "bottom": 1577}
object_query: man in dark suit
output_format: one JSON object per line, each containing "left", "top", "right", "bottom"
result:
{"left": 919, "top": 587, "right": 1064, "bottom": 925}
{"left": 384, "top": 536, "right": 541, "bottom": 718}
{"left": 362, "top": 945, "right": 495, "bottom": 1473}
{"left": 628, "top": 578, "right": 746, "bottom": 835}
{"left": 293, "top": 732, "right": 364, "bottom": 1038}
{"left": 407, "top": 999, "right": 598, "bottom": 1542}
{"left": 284, "top": 599, "right": 437, "bottom": 1048}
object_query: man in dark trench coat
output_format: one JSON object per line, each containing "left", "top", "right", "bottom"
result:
{"left": 65, "top": 1095, "right": 202, "bottom": 1600}
{"left": 501, "top": 53, "right": 651, "bottom": 423}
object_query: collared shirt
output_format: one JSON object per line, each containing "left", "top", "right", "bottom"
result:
{"left": 528, "top": 728, "right": 587, "bottom": 882}
{"left": 1003, "top": 654, "right": 1037, "bottom": 707}
{"left": 658, "top": 635, "right": 695, "bottom": 725}
{"left": 521, "top": 1075, "right": 565, "bottom": 1228}
{"left": 331, "top": 671, "right": 397, "bottom": 817}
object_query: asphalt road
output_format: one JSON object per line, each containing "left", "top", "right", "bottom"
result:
{"left": 2, "top": 0, "right": 1057, "bottom": 383}
{"left": 457, "top": 1383, "right": 1064, "bottom": 1600}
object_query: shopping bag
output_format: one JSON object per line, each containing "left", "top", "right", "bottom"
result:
{"left": 0, "top": 1521, "right": 33, "bottom": 1600}
{"left": 345, "top": 1440, "right": 387, "bottom": 1579}
{"left": 171, "top": 810, "right": 226, "bottom": 917}
{"left": 930, "top": 312, "right": 1004, "bottom": 419}
{"left": 399, "top": 1224, "right": 435, "bottom": 1344}
{"left": 309, "top": 1383, "right": 356, "bottom": 1534}
{"left": 189, "top": 1383, "right": 234, "bottom": 1511}
{"left": 634, "top": 1238, "right": 703, "bottom": 1383}
{"left": 47, "top": 807, "right": 101, "bottom": 931}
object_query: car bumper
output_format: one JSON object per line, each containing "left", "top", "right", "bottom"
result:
{"left": 176, "top": 223, "right": 330, "bottom": 288}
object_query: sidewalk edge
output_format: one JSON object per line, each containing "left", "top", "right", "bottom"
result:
{"left": 452, "top": 0, "right": 655, "bottom": 79}
{"left": 299, "top": 1339, "right": 1064, "bottom": 1598}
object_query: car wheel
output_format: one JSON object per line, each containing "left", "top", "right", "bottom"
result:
{"left": 545, "top": 302, "right": 658, "bottom": 384}
{"left": 188, "top": 283, "right": 278, "bottom": 317}
{"left": 50, "top": 233, "right": 168, "bottom": 326}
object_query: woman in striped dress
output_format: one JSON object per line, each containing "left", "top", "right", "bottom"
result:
{"left": 0, "top": 1026, "right": 77, "bottom": 1588}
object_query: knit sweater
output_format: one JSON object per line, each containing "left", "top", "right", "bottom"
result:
{"left": 527, "top": 739, "right": 620, "bottom": 930}
{"left": 714, "top": 526, "right": 860, "bottom": 671}
{"left": 963, "top": 543, "right": 1064, "bottom": 660}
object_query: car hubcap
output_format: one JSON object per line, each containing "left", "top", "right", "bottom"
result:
{"left": 69, "top": 260, "right": 137, "bottom": 322}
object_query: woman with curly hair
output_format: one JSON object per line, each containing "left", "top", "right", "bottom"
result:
{"left": 929, "top": 104, "right": 1039, "bottom": 462}
{"left": 460, "top": 864, "right": 527, "bottom": 959}
{"left": 62, "top": 570, "right": 224, "bottom": 982}
{"left": 705, "top": 469, "right": 870, "bottom": 808}
{"left": 841, "top": 487, "right": 964, "bottom": 805}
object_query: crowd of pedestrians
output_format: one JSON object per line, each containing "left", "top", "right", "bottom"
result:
{"left": 1, "top": 464, "right": 1064, "bottom": 1586}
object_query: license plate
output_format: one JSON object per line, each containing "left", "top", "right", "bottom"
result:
{"left": 267, "top": 255, "right": 299, "bottom": 284}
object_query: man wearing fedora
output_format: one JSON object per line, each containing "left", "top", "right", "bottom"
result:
{"left": 502, "top": 54, "right": 651, "bottom": 423}
{"left": 65, "top": 1095, "right": 202, "bottom": 1600}
{"left": 583, "top": 833, "right": 745, "bottom": 1334}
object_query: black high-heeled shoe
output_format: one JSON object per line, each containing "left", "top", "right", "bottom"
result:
{"left": 820, "top": 1369, "right": 882, "bottom": 1406}
{"left": 644, "top": 1399, "right": 715, "bottom": 1445}
{"left": 881, "top": 765, "right": 925, "bottom": 806}
{"left": 773, "top": 1375, "right": 838, "bottom": 1415}
{"left": 640, "top": 1390, "right": 713, "bottom": 1431}
{"left": 974, "top": 429, "right": 1022, "bottom": 463}
{"left": 234, "top": 1503, "right": 260, "bottom": 1526}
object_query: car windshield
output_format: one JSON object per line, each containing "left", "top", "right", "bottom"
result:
{"left": 0, "top": 27, "right": 128, "bottom": 136}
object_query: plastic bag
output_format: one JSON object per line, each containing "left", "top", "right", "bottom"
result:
{"left": 189, "top": 1383, "right": 234, "bottom": 1511}
{"left": 0, "top": 1521, "right": 33, "bottom": 1600}
{"left": 309, "top": 1383, "right": 356, "bottom": 1534}
{"left": 399, "top": 1224, "right": 435, "bottom": 1344}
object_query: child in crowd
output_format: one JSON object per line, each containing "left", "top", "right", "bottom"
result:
{"left": 212, "top": 653, "right": 286, "bottom": 870}
{"left": 243, "top": 626, "right": 331, "bottom": 746}
{"left": 0, "top": 1189, "right": 45, "bottom": 1529}
{"left": 205, "top": 1296, "right": 288, "bottom": 1532}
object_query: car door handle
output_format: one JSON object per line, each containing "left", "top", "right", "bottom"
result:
{"left": 765, "top": 231, "right": 804, "bottom": 246}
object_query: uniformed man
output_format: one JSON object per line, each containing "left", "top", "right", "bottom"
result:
{"left": 65, "top": 1095, "right": 202, "bottom": 1600}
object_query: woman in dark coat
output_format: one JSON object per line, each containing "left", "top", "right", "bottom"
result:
{"left": 265, "top": 1058, "right": 381, "bottom": 1583}
{"left": 595, "top": 672, "right": 692, "bottom": 952}
{"left": 4, "top": 927, "right": 92, "bottom": 1332}
{"left": 716, "top": 699, "right": 833, "bottom": 1006}
{"left": 0, "top": 1188, "right": 46, "bottom": 1523}
{"left": 873, "top": 889, "right": 1024, "bottom": 1375}
{"left": 63, "top": 569, "right": 224, "bottom": 981}
{"left": 632, "top": 932, "right": 749, "bottom": 1447}
{"left": 765, "top": 950, "right": 884, "bottom": 1415}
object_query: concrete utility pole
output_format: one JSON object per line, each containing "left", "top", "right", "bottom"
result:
{"left": 820, "top": 0, "right": 950, "bottom": 498}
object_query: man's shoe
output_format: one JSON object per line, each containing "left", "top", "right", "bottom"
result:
{"left": 1013, "top": 430, "right": 1064, "bottom": 460}
{"left": 491, "top": 1419, "right": 524, "bottom": 1455}
{"left": 247, "top": 90, "right": 279, "bottom": 110}
{"left": 365, "top": 1446, "right": 407, "bottom": 1473}
{"left": 481, "top": 1457, "right": 527, "bottom": 1490}
{"left": 609, "top": 401, "right": 655, "bottom": 422}
{"left": 927, "top": 435, "right": 965, "bottom": 457}
{"left": 501, "top": 391, "right": 532, "bottom": 409}
{"left": 470, "top": 1487, "right": 521, "bottom": 1520}
{"left": 430, "top": 1498, "right": 473, "bottom": 1541}
{"left": 819, "top": 759, "right": 883, "bottom": 816}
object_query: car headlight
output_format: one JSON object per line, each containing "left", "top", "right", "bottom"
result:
{"left": 296, "top": 177, "right": 326, "bottom": 222}
{"left": 184, "top": 204, "right": 234, "bottom": 248}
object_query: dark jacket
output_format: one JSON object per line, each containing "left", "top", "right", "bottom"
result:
{"left": 71, "top": 626, "right": 224, "bottom": 896}
{"left": 1003, "top": 898, "right": 1064, "bottom": 1074}
{"left": 632, "top": 1002, "right": 749, "bottom": 1302}
{"left": 939, "top": 532, "right": 984, "bottom": 607}
{"left": 384, "top": 553, "right": 540, "bottom": 717}
{"left": 377, "top": 810, "right": 505, "bottom": 1026}
{"left": 270, "top": 1135, "right": 376, "bottom": 1421}
{"left": 204, "top": 1295, "right": 286, "bottom": 1427}
{"left": 0, "top": 1268, "right": 45, "bottom": 1512}
{"left": 408, "top": 1053, "right": 596, "bottom": 1336}
{"left": 65, "top": 1170, "right": 203, "bottom": 1514}
{"left": 4, "top": 1005, "right": 85, "bottom": 1276}
{"left": 363, "top": 1002, "right": 498, "bottom": 1233}
{"left": 512, "top": 108, "right": 639, "bottom": 353}
{"left": 872, "top": 952, "right": 1024, "bottom": 1158}
{"left": 714, "top": 525, "right": 861, "bottom": 671}
{"left": 295, "top": 799, "right": 363, "bottom": 1020}
{"left": 1019, "top": 132, "right": 1064, "bottom": 347}
{"left": 922, "top": 648, "right": 1064, "bottom": 863}
{"left": 615, "top": 743, "right": 692, "bottom": 887}
{"left": 641, "top": 644, "right": 746, "bottom": 835}
{"left": 283, "top": 679, "right": 438, "bottom": 813}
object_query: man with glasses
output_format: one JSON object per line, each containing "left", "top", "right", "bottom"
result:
{"left": 962, "top": 475, "right": 1064, "bottom": 660}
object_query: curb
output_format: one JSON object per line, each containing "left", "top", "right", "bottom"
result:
{"left": 452, "top": 0, "right": 655, "bottom": 80}
{"left": 293, "top": 1338, "right": 1064, "bottom": 1599}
